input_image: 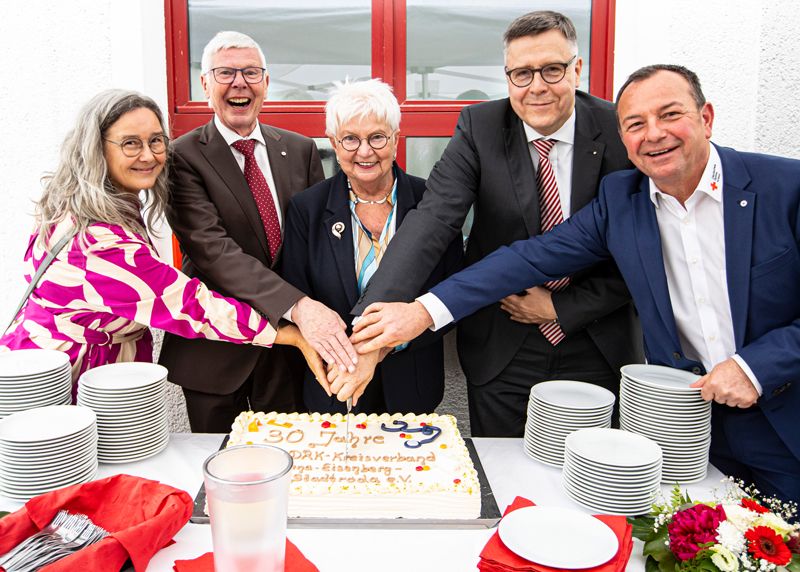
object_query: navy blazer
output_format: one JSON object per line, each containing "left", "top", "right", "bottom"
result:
{"left": 432, "top": 145, "right": 800, "bottom": 459}
{"left": 282, "top": 166, "right": 463, "bottom": 414}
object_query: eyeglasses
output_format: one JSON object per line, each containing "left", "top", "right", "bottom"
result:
{"left": 105, "top": 134, "right": 169, "bottom": 157}
{"left": 505, "top": 55, "right": 577, "bottom": 88}
{"left": 337, "top": 132, "right": 393, "bottom": 152}
{"left": 208, "top": 66, "right": 267, "bottom": 84}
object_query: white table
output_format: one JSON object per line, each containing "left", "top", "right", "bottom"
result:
{"left": 0, "top": 434, "right": 725, "bottom": 571}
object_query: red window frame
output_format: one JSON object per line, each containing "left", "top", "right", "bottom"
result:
{"left": 164, "top": 0, "right": 616, "bottom": 262}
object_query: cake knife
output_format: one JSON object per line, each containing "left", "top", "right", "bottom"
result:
{"left": 344, "top": 396, "right": 352, "bottom": 464}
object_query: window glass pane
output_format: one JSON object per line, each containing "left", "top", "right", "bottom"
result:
{"left": 188, "top": 0, "right": 371, "bottom": 101}
{"left": 406, "top": 137, "right": 473, "bottom": 240}
{"left": 314, "top": 138, "right": 338, "bottom": 180}
{"left": 406, "top": 0, "right": 592, "bottom": 100}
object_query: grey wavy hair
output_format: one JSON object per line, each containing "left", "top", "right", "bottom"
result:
{"left": 35, "top": 89, "right": 170, "bottom": 246}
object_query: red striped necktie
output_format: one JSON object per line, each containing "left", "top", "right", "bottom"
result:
{"left": 532, "top": 138, "right": 569, "bottom": 346}
{"left": 232, "top": 138, "right": 282, "bottom": 262}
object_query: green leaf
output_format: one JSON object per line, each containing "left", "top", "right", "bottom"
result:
{"left": 786, "top": 553, "right": 800, "bottom": 572}
{"left": 0, "top": 511, "right": 9, "bottom": 519}
{"left": 645, "top": 556, "right": 661, "bottom": 572}
{"left": 629, "top": 515, "right": 659, "bottom": 541}
{"left": 644, "top": 527, "right": 671, "bottom": 561}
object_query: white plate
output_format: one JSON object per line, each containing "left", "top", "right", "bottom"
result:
{"left": 78, "top": 362, "right": 167, "bottom": 391}
{"left": 0, "top": 406, "right": 95, "bottom": 443}
{"left": 531, "top": 381, "right": 616, "bottom": 410}
{"left": 523, "top": 447, "right": 563, "bottom": 468}
{"left": 0, "top": 350, "right": 70, "bottom": 378}
{"left": 498, "top": 506, "right": 619, "bottom": 568}
{"left": 621, "top": 365, "right": 701, "bottom": 390}
{"left": 565, "top": 428, "right": 662, "bottom": 468}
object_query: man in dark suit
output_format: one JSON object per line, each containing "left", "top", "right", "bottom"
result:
{"left": 159, "top": 31, "right": 357, "bottom": 432}
{"left": 353, "top": 65, "right": 800, "bottom": 504}
{"left": 352, "top": 11, "right": 642, "bottom": 436}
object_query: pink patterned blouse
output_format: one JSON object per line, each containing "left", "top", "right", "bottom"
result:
{"left": 0, "top": 220, "right": 276, "bottom": 384}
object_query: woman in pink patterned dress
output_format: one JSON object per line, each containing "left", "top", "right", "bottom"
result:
{"left": 0, "top": 89, "right": 325, "bottom": 388}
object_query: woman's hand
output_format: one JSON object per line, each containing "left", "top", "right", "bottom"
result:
{"left": 275, "top": 323, "right": 330, "bottom": 396}
{"left": 327, "top": 345, "right": 389, "bottom": 406}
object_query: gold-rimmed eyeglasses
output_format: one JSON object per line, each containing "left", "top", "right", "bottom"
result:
{"left": 104, "top": 134, "right": 169, "bottom": 157}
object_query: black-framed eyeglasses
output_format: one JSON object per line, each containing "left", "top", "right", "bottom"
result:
{"left": 105, "top": 134, "right": 169, "bottom": 157}
{"left": 208, "top": 66, "right": 267, "bottom": 85}
{"left": 505, "top": 55, "right": 577, "bottom": 88}
{"left": 337, "top": 132, "right": 393, "bottom": 152}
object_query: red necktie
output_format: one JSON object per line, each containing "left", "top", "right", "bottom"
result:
{"left": 533, "top": 138, "right": 569, "bottom": 346}
{"left": 232, "top": 139, "right": 282, "bottom": 262}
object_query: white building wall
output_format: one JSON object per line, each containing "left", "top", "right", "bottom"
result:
{"left": 1, "top": 0, "right": 799, "bottom": 323}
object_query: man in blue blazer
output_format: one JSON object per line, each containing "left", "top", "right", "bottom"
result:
{"left": 352, "top": 65, "right": 800, "bottom": 504}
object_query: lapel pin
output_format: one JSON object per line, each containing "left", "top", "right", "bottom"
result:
{"left": 281, "top": 151, "right": 287, "bottom": 156}
{"left": 332, "top": 221, "right": 345, "bottom": 239}
{"left": 739, "top": 200, "right": 748, "bottom": 207}
{"left": 592, "top": 151, "right": 597, "bottom": 155}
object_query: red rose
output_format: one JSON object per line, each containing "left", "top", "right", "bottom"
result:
{"left": 667, "top": 504, "right": 726, "bottom": 561}
{"left": 740, "top": 498, "right": 769, "bottom": 514}
{"left": 745, "top": 526, "right": 792, "bottom": 565}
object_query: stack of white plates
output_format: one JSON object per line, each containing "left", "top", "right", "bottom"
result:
{"left": 0, "top": 405, "right": 98, "bottom": 500}
{"left": 77, "top": 362, "right": 169, "bottom": 463}
{"left": 524, "top": 380, "right": 614, "bottom": 467}
{"left": 620, "top": 364, "right": 711, "bottom": 483}
{"left": 0, "top": 350, "right": 72, "bottom": 418}
{"left": 563, "top": 427, "right": 662, "bottom": 516}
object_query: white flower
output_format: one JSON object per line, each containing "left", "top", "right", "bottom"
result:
{"left": 724, "top": 504, "right": 759, "bottom": 531}
{"left": 752, "top": 512, "right": 795, "bottom": 536}
{"left": 717, "top": 520, "right": 747, "bottom": 553}
{"left": 710, "top": 545, "right": 739, "bottom": 572}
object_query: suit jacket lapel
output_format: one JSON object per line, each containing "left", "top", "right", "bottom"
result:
{"left": 325, "top": 173, "right": 358, "bottom": 307}
{"left": 571, "top": 97, "right": 606, "bottom": 213}
{"left": 261, "top": 124, "right": 294, "bottom": 214}
{"left": 198, "top": 122, "right": 270, "bottom": 259}
{"left": 631, "top": 178, "right": 683, "bottom": 347}
{"left": 503, "top": 106, "right": 541, "bottom": 236}
{"left": 393, "top": 165, "right": 414, "bottom": 226}
{"left": 718, "top": 146, "right": 754, "bottom": 349}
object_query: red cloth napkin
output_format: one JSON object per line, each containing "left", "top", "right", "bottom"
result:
{"left": 478, "top": 497, "right": 634, "bottom": 572}
{"left": 0, "top": 474, "right": 193, "bottom": 572}
{"left": 172, "top": 540, "right": 318, "bottom": 572}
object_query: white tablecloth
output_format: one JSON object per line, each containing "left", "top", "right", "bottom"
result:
{"left": 0, "top": 434, "right": 725, "bottom": 571}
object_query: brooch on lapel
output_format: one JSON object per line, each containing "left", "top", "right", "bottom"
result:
{"left": 331, "top": 221, "right": 345, "bottom": 239}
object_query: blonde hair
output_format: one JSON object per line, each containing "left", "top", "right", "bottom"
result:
{"left": 35, "top": 89, "right": 170, "bottom": 246}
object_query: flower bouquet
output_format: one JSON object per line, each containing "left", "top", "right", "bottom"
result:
{"left": 629, "top": 481, "right": 799, "bottom": 571}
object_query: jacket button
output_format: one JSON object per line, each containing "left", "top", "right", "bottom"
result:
{"left": 672, "top": 352, "right": 681, "bottom": 360}
{"left": 691, "top": 367, "right": 702, "bottom": 375}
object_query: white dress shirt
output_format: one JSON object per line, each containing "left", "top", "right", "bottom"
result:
{"left": 650, "top": 143, "right": 761, "bottom": 394}
{"left": 419, "top": 112, "right": 577, "bottom": 330}
{"left": 214, "top": 115, "right": 283, "bottom": 227}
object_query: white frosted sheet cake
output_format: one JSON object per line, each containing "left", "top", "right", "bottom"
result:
{"left": 227, "top": 411, "right": 481, "bottom": 520}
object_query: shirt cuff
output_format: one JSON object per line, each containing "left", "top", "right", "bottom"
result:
{"left": 731, "top": 354, "right": 763, "bottom": 396}
{"left": 283, "top": 304, "right": 295, "bottom": 323}
{"left": 416, "top": 293, "right": 454, "bottom": 332}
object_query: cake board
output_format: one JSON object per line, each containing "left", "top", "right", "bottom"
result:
{"left": 191, "top": 436, "right": 501, "bottom": 529}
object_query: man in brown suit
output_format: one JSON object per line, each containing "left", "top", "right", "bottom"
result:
{"left": 159, "top": 31, "right": 357, "bottom": 432}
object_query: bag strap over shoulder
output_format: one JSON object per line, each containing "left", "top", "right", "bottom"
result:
{"left": 5, "top": 229, "right": 78, "bottom": 334}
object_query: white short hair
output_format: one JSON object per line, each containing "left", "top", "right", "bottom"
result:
{"left": 325, "top": 79, "right": 401, "bottom": 137}
{"left": 201, "top": 31, "right": 266, "bottom": 74}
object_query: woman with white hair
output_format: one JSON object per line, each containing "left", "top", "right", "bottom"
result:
{"left": 0, "top": 89, "right": 324, "bottom": 389}
{"left": 282, "top": 79, "right": 462, "bottom": 414}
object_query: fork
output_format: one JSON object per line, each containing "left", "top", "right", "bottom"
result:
{"left": 0, "top": 510, "right": 109, "bottom": 572}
